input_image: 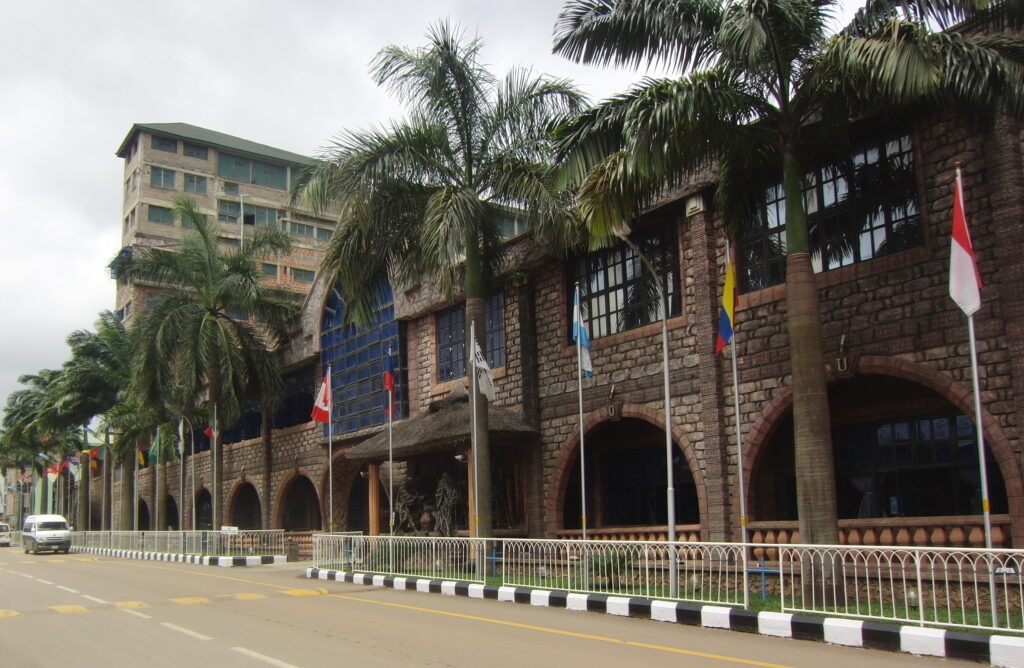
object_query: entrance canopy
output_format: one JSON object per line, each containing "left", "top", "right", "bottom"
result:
{"left": 345, "top": 389, "right": 536, "bottom": 462}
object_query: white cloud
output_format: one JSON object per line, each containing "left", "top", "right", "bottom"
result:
{"left": 0, "top": 0, "right": 863, "bottom": 405}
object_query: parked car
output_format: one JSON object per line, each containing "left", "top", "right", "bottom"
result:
{"left": 0, "top": 523, "right": 11, "bottom": 547}
{"left": 22, "top": 515, "right": 70, "bottom": 554}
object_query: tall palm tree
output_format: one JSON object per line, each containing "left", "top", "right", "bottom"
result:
{"left": 553, "top": 0, "right": 1024, "bottom": 544}
{"left": 123, "top": 196, "right": 297, "bottom": 529}
{"left": 0, "top": 370, "right": 83, "bottom": 514}
{"left": 296, "top": 21, "right": 586, "bottom": 537}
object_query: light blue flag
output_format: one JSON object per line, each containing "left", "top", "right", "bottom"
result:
{"left": 573, "top": 287, "right": 593, "bottom": 378}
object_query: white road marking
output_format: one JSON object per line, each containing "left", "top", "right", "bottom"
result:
{"left": 122, "top": 609, "right": 151, "bottom": 619}
{"left": 161, "top": 622, "right": 212, "bottom": 640}
{"left": 57, "top": 586, "right": 79, "bottom": 594}
{"left": 37, "top": 579, "right": 53, "bottom": 585}
{"left": 231, "top": 647, "right": 299, "bottom": 668}
{"left": 19, "top": 573, "right": 33, "bottom": 578}
{"left": 82, "top": 595, "right": 107, "bottom": 604}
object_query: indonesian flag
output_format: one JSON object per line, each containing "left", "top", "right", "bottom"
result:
{"left": 950, "top": 168, "right": 982, "bottom": 316}
{"left": 311, "top": 371, "right": 331, "bottom": 423}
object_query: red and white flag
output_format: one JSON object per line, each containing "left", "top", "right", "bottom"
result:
{"left": 949, "top": 167, "right": 982, "bottom": 316}
{"left": 311, "top": 372, "right": 331, "bottom": 423}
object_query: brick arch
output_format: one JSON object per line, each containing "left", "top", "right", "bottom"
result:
{"left": 742, "top": 354, "right": 1024, "bottom": 544}
{"left": 271, "top": 468, "right": 317, "bottom": 529}
{"left": 318, "top": 449, "right": 364, "bottom": 529}
{"left": 226, "top": 476, "right": 263, "bottom": 528}
{"left": 544, "top": 403, "right": 708, "bottom": 537}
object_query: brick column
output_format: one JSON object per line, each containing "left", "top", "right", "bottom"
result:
{"left": 684, "top": 195, "right": 731, "bottom": 541}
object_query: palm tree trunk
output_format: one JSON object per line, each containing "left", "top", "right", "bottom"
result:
{"left": 782, "top": 147, "right": 839, "bottom": 546}
{"left": 77, "top": 451, "right": 89, "bottom": 530}
{"left": 465, "top": 236, "right": 492, "bottom": 539}
{"left": 156, "top": 459, "right": 167, "bottom": 530}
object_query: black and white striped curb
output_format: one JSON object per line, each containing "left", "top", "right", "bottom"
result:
{"left": 73, "top": 546, "right": 285, "bottom": 567}
{"left": 306, "top": 568, "right": 1024, "bottom": 668}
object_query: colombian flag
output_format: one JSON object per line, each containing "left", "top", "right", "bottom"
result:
{"left": 715, "top": 252, "right": 736, "bottom": 355}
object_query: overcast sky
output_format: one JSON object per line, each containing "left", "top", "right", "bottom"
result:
{"left": 0, "top": 0, "right": 860, "bottom": 408}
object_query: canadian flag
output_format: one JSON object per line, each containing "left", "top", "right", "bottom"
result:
{"left": 949, "top": 167, "right": 982, "bottom": 316}
{"left": 311, "top": 371, "right": 331, "bottom": 423}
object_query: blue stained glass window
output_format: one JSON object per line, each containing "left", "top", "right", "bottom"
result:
{"left": 320, "top": 282, "right": 406, "bottom": 435}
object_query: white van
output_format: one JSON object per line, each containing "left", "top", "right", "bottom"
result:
{"left": 22, "top": 515, "right": 70, "bottom": 554}
{"left": 0, "top": 523, "right": 11, "bottom": 547}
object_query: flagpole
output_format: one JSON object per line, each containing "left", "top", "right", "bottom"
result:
{"left": 967, "top": 315, "right": 993, "bottom": 549}
{"left": 470, "top": 321, "right": 480, "bottom": 537}
{"left": 575, "top": 283, "right": 588, "bottom": 541}
{"left": 133, "top": 445, "right": 138, "bottom": 531}
{"left": 725, "top": 240, "right": 749, "bottom": 610}
{"left": 212, "top": 405, "right": 218, "bottom": 531}
{"left": 155, "top": 431, "right": 161, "bottom": 529}
{"left": 327, "top": 364, "right": 334, "bottom": 532}
{"left": 387, "top": 349, "right": 394, "bottom": 537}
{"left": 190, "top": 424, "right": 196, "bottom": 531}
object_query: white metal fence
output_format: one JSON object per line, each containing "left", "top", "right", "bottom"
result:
{"left": 312, "top": 534, "right": 1024, "bottom": 634}
{"left": 782, "top": 544, "right": 1024, "bottom": 633}
{"left": 71, "top": 530, "right": 285, "bottom": 557}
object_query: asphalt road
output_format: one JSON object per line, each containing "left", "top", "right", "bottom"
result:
{"left": 0, "top": 545, "right": 974, "bottom": 667}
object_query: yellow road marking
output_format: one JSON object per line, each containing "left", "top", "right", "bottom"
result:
{"left": 0, "top": 610, "right": 21, "bottom": 618}
{"left": 49, "top": 559, "right": 66, "bottom": 563}
{"left": 74, "top": 558, "right": 98, "bottom": 562}
{"left": 115, "top": 601, "right": 150, "bottom": 609}
{"left": 50, "top": 605, "right": 88, "bottom": 614}
{"left": 324, "top": 593, "right": 794, "bottom": 668}
{"left": 227, "top": 593, "right": 267, "bottom": 600}
{"left": 171, "top": 597, "right": 210, "bottom": 605}
{"left": 281, "top": 588, "right": 324, "bottom": 597}
{"left": 18, "top": 560, "right": 36, "bottom": 564}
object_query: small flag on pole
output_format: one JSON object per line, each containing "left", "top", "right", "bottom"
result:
{"left": 471, "top": 336, "right": 497, "bottom": 402}
{"left": 716, "top": 251, "right": 736, "bottom": 354}
{"left": 382, "top": 353, "right": 395, "bottom": 416}
{"left": 572, "top": 287, "right": 593, "bottom": 377}
{"left": 136, "top": 447, "right": 145, "bottom": 466}
{"left": 311, "top": 371, "right": 331, "bottom": 423}
{"left": 949, "top": 167, "right": 982, "bottom": 316}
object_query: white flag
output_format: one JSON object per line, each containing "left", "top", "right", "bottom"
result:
{"left": 472, "top": 337, "right": 496, "bottom": 402}
{"left": 573, "top": 286, "right": 593, "bottom": 377}
{"left": 949, "top": 168, "right": 982, "bottom": 316}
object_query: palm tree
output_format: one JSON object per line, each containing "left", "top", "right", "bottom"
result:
{"left": 0, "top": 370, "right": 83, "bottom": 515}
{"left": 295, "top": 21, "right": 586, "bottom": 537}
{"left": 123, "top": 196, "right": 297, "bottom": 529}
{"left": 58, "top": 310, "right": 135, "bottom": 529}
{"left": 553, "top": 0, "right": 1024, "bottom": 544}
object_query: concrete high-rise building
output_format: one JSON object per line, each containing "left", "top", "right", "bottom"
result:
{"left": 112, "top": 123, "right": 335, "bottom": 321}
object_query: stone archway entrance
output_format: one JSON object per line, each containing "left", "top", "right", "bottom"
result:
{"left": 748, "top": 373, "right": 1012, "bottom": 546}
{"left": 137, "top": 499, "right": 150, "bottom": 530}
{"left": 281, "top": 476, "right": 321, "bottom": 531}
{"left": 231, "top": 482, "right": 262, "bottom": 529}
{"left": 561, "top": 417, "right": 699, "bottom": 533}
{"left": 195, "top": 489, "right": 212, "bottom": 530}
{"left": 165, "top": 495, "right": 179, "bottom": 530}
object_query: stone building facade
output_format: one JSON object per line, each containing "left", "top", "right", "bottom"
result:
{"left": 99, "top": 107, "right": 1024, "bottom": 550}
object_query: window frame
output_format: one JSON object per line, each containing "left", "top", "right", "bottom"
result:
{"left": 183, "top": 173, "right": 207, "bottom": 195}
{"left": 569, "top": 210, "right": 681, "bottom": 342}
{"left": 150, "top": 167, "right": 176, "bottom": 190}
{"left": 436, "top": 293, "right": 505, "bottom": 383}
{"left": 151, "top": 135, "right": 177, "bottom": 153}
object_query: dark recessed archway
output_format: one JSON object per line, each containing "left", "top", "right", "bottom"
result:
{"left": 750, "top": 375, "right": 1009, "bottom": 521}
{"left": 165, "top": 495, "right": 180, "bottom": 530}
{"left": 137, "top": 499, "right": 150, "bottom": 530}
{"left": 231, "top": 482, "right": 262, "bottom": 529}
{"left": 561, "top": 417, "right": 699, "bottom": 530}
{"left": 195, "top": 489, "right": 212, "bottom": 530}
{"left": 282, "top": 476, "right": 321, "bottom": 531}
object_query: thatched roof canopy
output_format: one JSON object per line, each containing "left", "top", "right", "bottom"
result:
{"left": 345, "top": 387, "right": 537, "bottom": 462}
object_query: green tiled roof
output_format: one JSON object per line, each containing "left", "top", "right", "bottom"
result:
{"left": 116, "top": 122, "right": 315, "bottom": 165}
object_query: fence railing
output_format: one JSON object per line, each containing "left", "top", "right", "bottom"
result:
{"left": 782, "top": 544, "right": 1024, "bottom": 634}
{"left": 311, "top": 534, "right": 1024, "bottom": 634}
{"left": 71, "top": 530, "right": 285, "bottom": 557}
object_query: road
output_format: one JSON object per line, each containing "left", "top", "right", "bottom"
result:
{"left": 0, "top": 545, "right": 973, "bottom": 667}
